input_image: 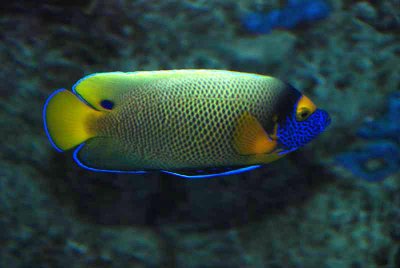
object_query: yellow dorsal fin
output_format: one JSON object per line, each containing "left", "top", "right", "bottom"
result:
{"left": 43, "top": 89, "right": 102, "bottom": 151}
{"left": 233, "top": 112, "right": 277, "bottom": 155}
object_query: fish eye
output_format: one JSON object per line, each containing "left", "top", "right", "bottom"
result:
{"left": 100, "top": 100, "right": 114, "bottom": 110}
{"left": 296, "top": 108, "right": 311, "bottom": 121}
{"left": 295, "top": 95, "right": 317, "bottom": 122}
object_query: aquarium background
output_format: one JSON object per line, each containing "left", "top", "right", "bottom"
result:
{"left": 1, "top": 0, "right": 399, "bottom": 267}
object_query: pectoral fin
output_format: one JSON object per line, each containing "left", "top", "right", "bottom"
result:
{"left": 233, "top": 112, "right": 277, "bottom": 155}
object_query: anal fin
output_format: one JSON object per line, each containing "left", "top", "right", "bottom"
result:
{"left": 73, "top": 137, "right": 147, "bottom": 173}
{"left": 162, "top": 165, "right": 261, "bottom": 179}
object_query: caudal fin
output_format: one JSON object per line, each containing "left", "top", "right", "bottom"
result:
{"left": 43, "top": 89, "right": 101, "bottom": 151}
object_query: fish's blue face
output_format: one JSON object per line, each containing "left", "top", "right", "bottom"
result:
{"left": 277, "top": 95, "right": 330, "bottom": 153}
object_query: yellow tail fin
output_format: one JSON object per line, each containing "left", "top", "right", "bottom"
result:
{"left": 43, "top": 89, "right": 101, "bottom": 151}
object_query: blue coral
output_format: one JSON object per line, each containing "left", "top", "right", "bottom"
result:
{"left": 336, "top": 91, "right": 400, "bottom": 182}
{"left": 357, "top": 92, "right": 400, "bottom": 142}
{"left": 336, "top": 141, "right": 400, "bottom": 182}
{"left": 242, "top": 0, "right": 331, "bottom": 34}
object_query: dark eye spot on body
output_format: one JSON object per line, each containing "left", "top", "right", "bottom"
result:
{"left": 101, "top": 100, "right": 114, "bottom": 110}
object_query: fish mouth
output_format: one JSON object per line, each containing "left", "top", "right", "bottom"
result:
{"left": 319, "top": 109, "right": 331, "bottom": 130}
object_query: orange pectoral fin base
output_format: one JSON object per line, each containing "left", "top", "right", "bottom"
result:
{"left": 233, "top": 112, "right": 277, "bottom": 155}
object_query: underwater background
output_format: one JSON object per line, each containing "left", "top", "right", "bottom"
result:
{"left": 1, "top": 0, "right": 400, "bottom": 267}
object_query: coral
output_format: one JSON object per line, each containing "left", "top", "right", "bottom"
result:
{"left": 277, "top": 2, "right": 400, "bottom": 153}
{"left": 221, "top": 31, "right": 297, "bottom": 73}
{"left": 352, "top": 1, "right": 400, "bottom": 33}
{"left": 239, "top": 177, "right": 399, "bottom": 268}
{"left": 335, "top": 92, "right": 400, "bottom": 182}
{"left": 357, "top": 91, "right": 400, "bottom": 142}
{"left": 335, "top": 141, "right": 400, "bottom": 182}
{"left": 172, "top": 230, "right": 251, "bottom": 267}
{"left": 242, "top": 0, "right": 330, "bottom": 34}
{"left": 0, "top": 162, "right": 165, "bottom": 267}
{"left": 1, "top": 0, "right": 400, "bottom": 267}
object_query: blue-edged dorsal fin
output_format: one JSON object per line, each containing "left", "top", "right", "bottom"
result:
{"left": 72, "top": 70, "right": 271, "bottom": 112}
{"left": 161, "top": 165, "right": 261, "bottom": 179}
{"left": 72, "top": 71, "right": 216, "bottom": 111}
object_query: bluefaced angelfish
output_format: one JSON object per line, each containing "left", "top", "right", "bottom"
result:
{"left": 43, "top": 70, "right": 330, "bottom": 179}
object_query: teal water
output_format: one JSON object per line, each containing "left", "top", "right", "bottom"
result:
{"left": 1, "top": 1, "right": 399, "bottom": 267}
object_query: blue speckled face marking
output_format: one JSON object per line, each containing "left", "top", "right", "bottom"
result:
{"left": 278, "top": 108, "right": 330, "bottom": 152}
{"left": 100, "top": 100, "right": 114, "bottom": 110}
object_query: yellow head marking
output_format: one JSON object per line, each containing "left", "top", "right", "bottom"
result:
{"left": 296, "top": 95, "right": 317, "bottom": 121}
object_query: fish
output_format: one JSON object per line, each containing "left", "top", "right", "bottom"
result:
{"left": 43, "top": 70, "right": 330, "bottom": 179}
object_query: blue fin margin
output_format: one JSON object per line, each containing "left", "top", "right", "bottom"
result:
{"left": 73, "top": 144, "right": 261, "bottom": 178}
{"left": 161, "top": 165, "right": 262, "bottom": 179}
{"left": 43, "top": 88, "right": 66, "bottom": 153}
{"left": 72, "top": 143, "right": 147, "bottom": 174}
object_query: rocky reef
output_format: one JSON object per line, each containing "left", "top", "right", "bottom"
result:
{"left": 1, "top": 0, "right": 399, "bottom": 267}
